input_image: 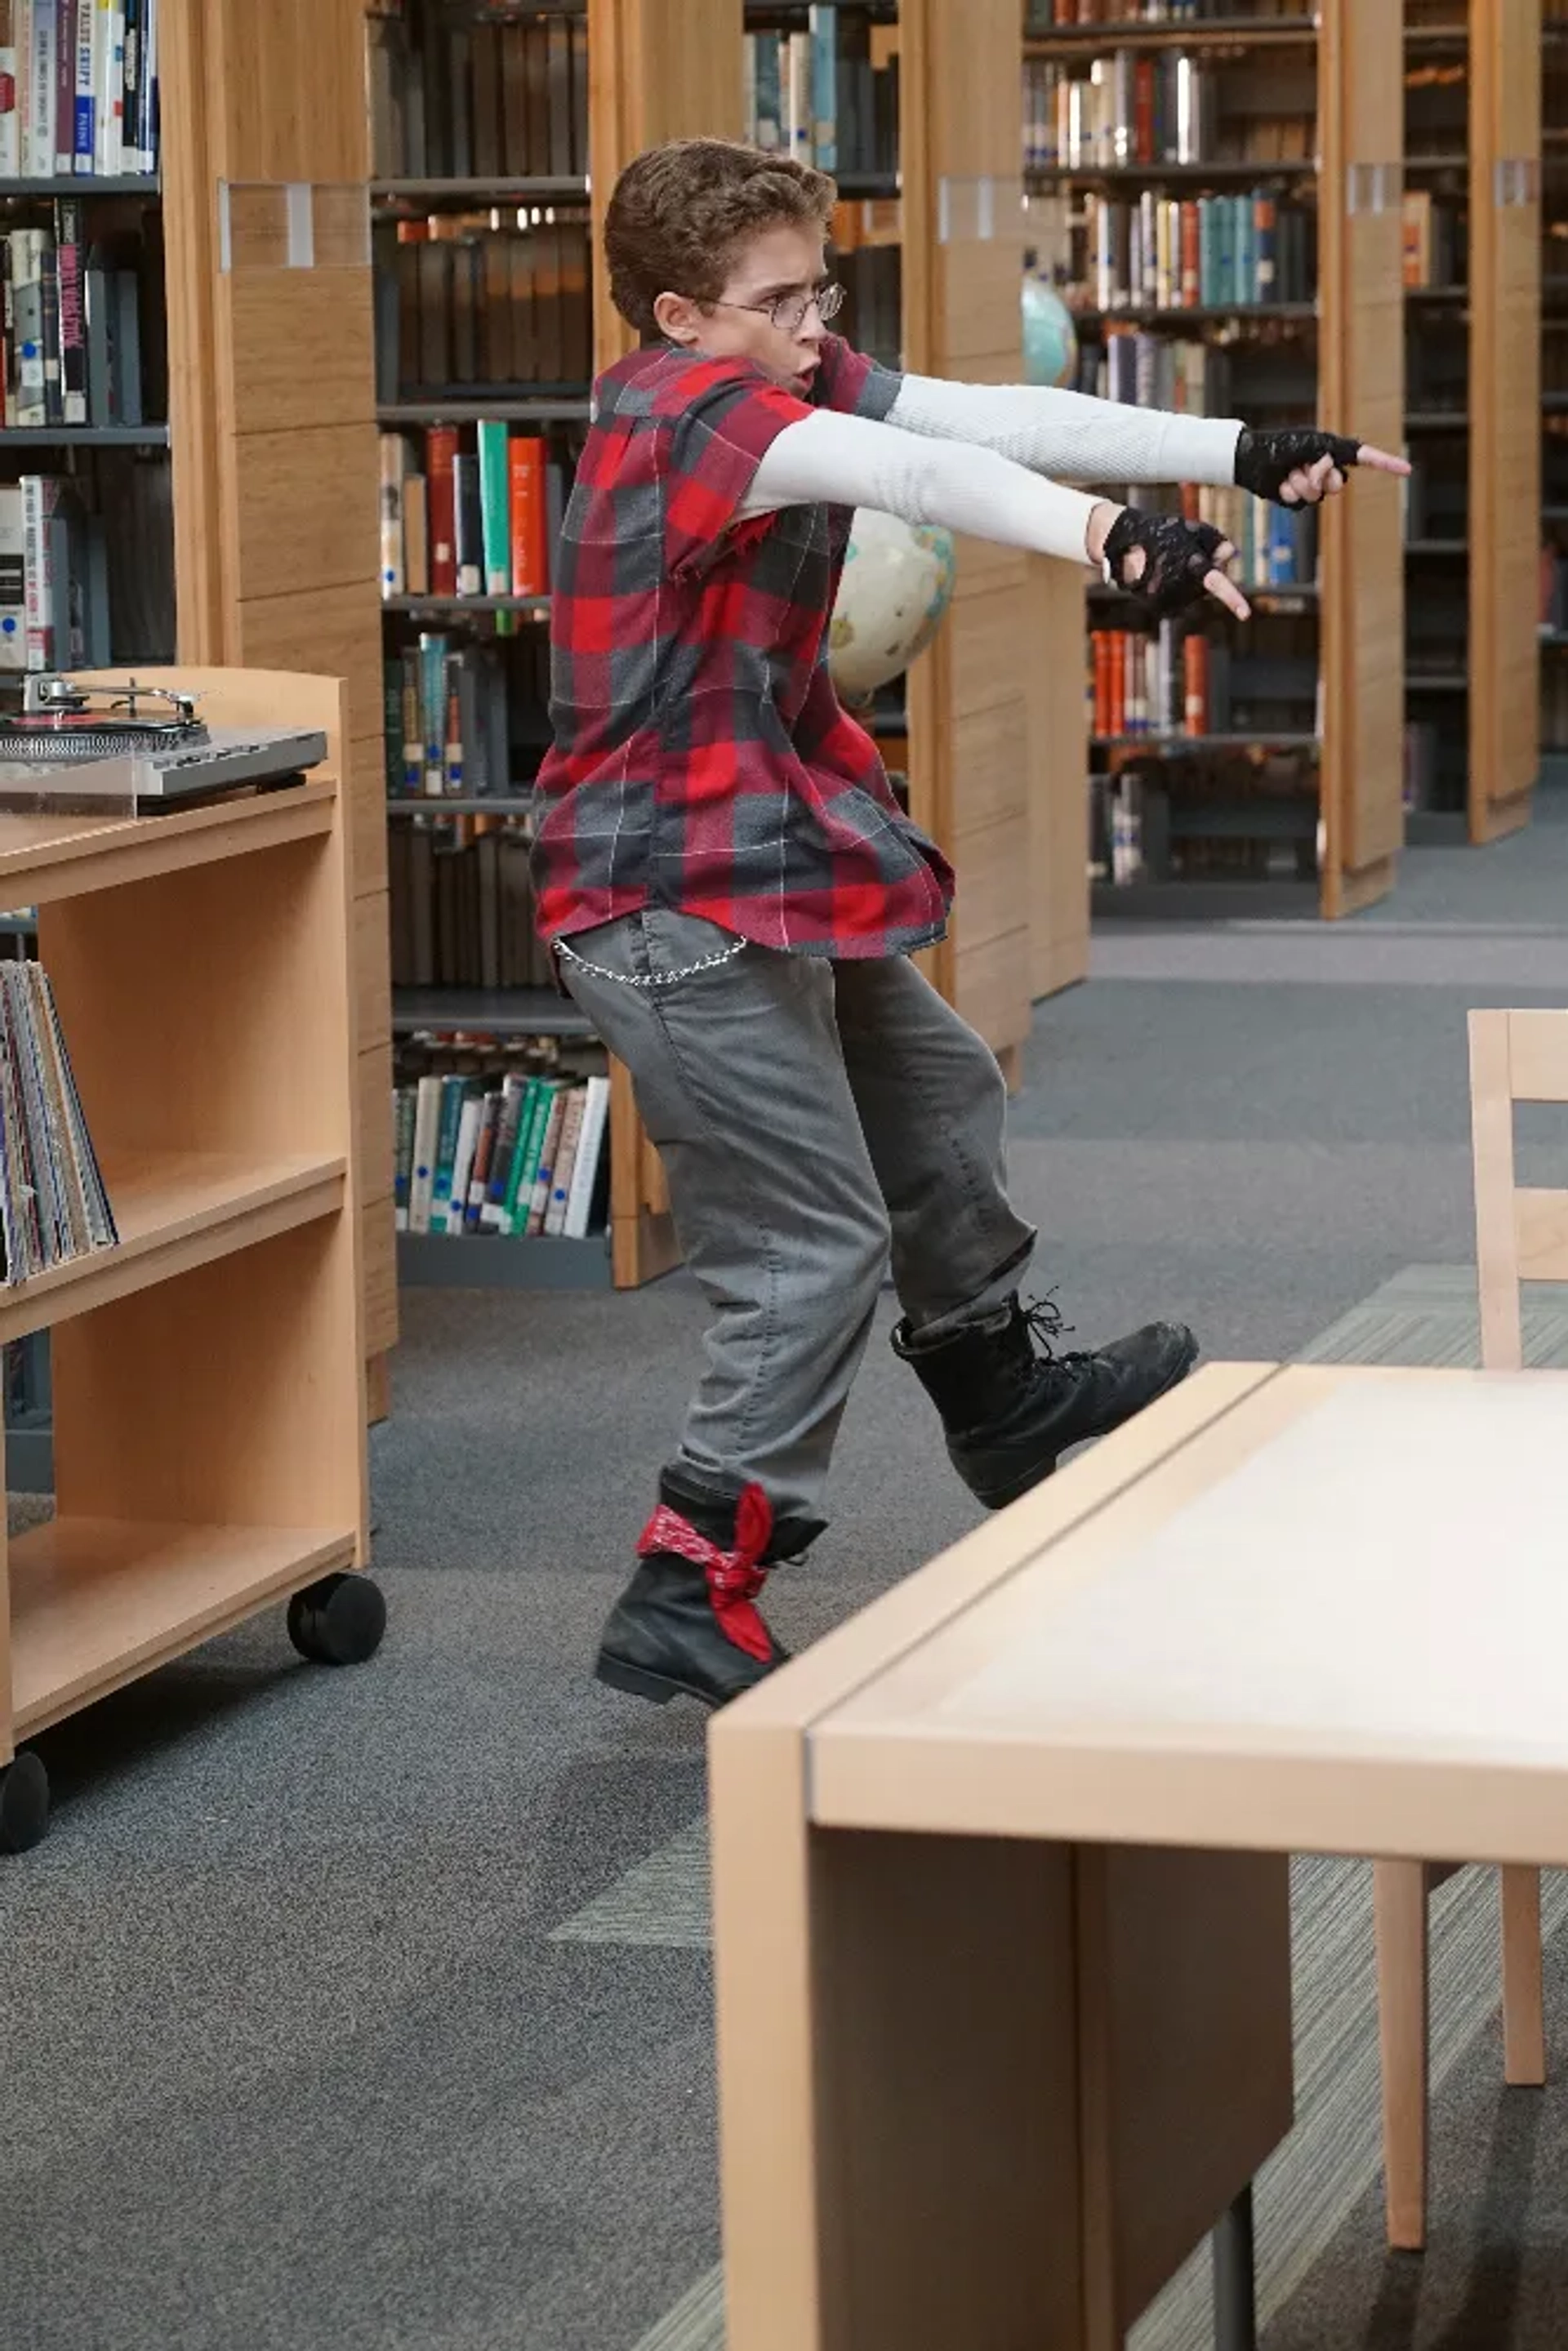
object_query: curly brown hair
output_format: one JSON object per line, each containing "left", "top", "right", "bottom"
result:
{"left": 604, "top": 140, "right": 837, "bottom": 336}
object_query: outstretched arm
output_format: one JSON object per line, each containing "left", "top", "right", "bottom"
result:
{"left": 738, "top": 407, "right": 1250, "bottom": 617}
{"left": 883, "top": 372, "right": 1410, "bottom": 506}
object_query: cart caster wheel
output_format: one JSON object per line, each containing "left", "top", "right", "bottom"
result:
{"left": 0, "top": 1750, "right": 49, "bottom": 1853}
{"left": 287, "top": 1572, "right": 386, "bottom": 1668}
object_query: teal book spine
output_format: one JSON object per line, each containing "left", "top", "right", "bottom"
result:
{"left": 429, "top": 1077, "right": 467, "bottom": 1231}
{"left": 477, "top": 417, "right": 510, "bottom": 597}
{"left": 808, "top": 5, "right": 837, "bottom": 172}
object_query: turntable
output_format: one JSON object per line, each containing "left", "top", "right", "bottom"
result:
{"left": 0, "top": 674, "right": 329, "bottom": 813}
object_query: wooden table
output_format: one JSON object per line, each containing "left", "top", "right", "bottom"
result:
{"left": 710, "top": 1362, "right": 1568, "bottom": 2351}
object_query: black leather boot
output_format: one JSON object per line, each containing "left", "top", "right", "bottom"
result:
{"left": 595, "top": 1472, "right": 823, "bottom": 1710}
{"left": 893, "top": 1294, "right": 1199, "bottom": 1510}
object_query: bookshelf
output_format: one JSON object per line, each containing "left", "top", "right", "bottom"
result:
{"left": 368, "top": 0, "right": 741, "bottom": 1291}
{"left": 1543, "top": 4, "right": 1568, "bottom": 772}
{"left": 0, "top": 666, "right": 376, "bottom": 1853}
{"left": 1401, "top": 0, "right": 1541, "bottom": 845}
{"left": 745, "top": 0, "right": 1087, "bottom": 1062}
{"left": 1023, "top": 0, "right": 1408, "bottom": 920}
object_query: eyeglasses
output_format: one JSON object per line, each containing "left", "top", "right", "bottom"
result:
{"left": 709, "top": 280, "right": 845, "bottom": 336}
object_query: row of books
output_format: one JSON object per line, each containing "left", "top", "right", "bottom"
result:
{"left": 0, "top": 0, "right": 158, "bottom": 180}
{"left": 1401, "top": 191, "right": 1463, "bottom": 292}
{"left": 369, "top": 0, "right": 589, "bottom": 184}
{"left": 388, "top": 821, "right": 555, "bottom": 995}
{"left": 396, "top": 1069, "right": 610, "bottom": 1244}
{"left": 0, "top": 957, "right": 116, "bottom": 1285}
{"left": 0, "top": 472, "right": 119, "bottom": 668}
{"left": 383, "top": 212, "right": 591, "bottom": 399}
{"left": 1092, "top": 327, "right": 1233, "bottom": 412}
{"left": 384, "top": 627, "right": 549, "bottom": 800}
{"left": 1092, "top": 768, "right": 1317, "bottom": 889}
{"left": 1073, "top": 190, "right": 1316, "bottom": 311}
{"left": 0, "top": 210, "right": 150, "bottom": 427}
{"left": 1024, "top": 56, "right": 1310, "bottom": 174}
{"left": 380, "top": 425, "right": 568, "bottom": 603}
{"left": 1029, "top": 2, "right": 1312, "bottom": 23}
{"left": 1089, "top": 616, "right": 1317, "bottom": 737}
{"left": 744, "top": 8, "right": 900, "bottom": 176}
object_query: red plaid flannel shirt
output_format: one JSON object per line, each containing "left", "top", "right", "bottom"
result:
{"left": 532, "top": 333, "right": 955, "bottom": 960}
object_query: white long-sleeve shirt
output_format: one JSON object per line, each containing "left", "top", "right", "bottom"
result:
{"left": 738, "top": 372, "right": 1245, "bottom": 568}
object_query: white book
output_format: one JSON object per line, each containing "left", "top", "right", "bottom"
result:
{"left": 0, "top": 484, "right": 24, "bottom": 668}
{"left": 27, "top": 0, "right": 52, "bottom": 180}
{"left": 101, "top": 0, "right": 120, "bottom": 173}
{"left": 561, "top": 1075, "right": 610, "bottom": 1240}
{"left": 88, "top": 0, "right": 106, "bottom": 175}
{"left": 542, "top": 1085, "right": 586, "bottom": 1237}
{"left": 443, "top": 1092, "right": 483, "bottom": 1235}
{"left": 408, "top": 1072, "right": 442, "bottom": 1236}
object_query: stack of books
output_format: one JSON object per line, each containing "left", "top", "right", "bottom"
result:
{"left": 369, "top": 0, "right": 589, "bottom": 181}
{"left": 745, "top": 5, "right": 900, "bottom": 176}
{"left": 0, "top": 0, "right": 161, "bottom": 179}
{"left": 396, "top": 1066, "right": 611, "bottom": 1245}
{"left": 1076, "top": 188, "right": 1315, "bottom": 309}
{"left": 387, "top": 817, "right": 556, "bottom": 994}
{"left": 380, "top": 208, "right": 592, "bottom": 400}
{"left": 0, "top": 957, "right": 117, "bottom": 1285}
{"left": 0, "top": 201, "right": 157, "bottom": 426}
{"left": 385, "top": 626, "right": 546, "bottom": 799}
{"left": 379, "top": 425, "right": 571, "bottom": 603}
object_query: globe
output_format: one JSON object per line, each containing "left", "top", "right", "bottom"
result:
{"left": 827, "top": 509, "right": 957, "bottom": 702}
{"left": 1022, "top": 273, "right": 1079, "bottom": 390}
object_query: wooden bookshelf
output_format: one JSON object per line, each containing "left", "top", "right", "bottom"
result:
{"left": 1026, "top": 0, "right": 1407, "bottom": 919}
{"left": 1541, "top": 7, "right": 1568, "bottom": 768}
{"left": 0, "top": 666, "right": 376, "bottom": 1851}
{"left": 1402, "top": 0, "right": 1542, "bottom": 841}
{"left": 154, "top": 0, "right": 393, "bottom": 1396}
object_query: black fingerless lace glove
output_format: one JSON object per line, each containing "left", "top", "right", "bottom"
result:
{"left": 1233, "top": 426, "right": 1361, "bottom": 504}
{"left": 1102, "top": 508, "right": 1227, "bottom": 618}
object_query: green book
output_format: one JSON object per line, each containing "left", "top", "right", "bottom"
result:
{"left": 503, "top": 1079, "right": 559, "bottom": 1235}
{"left": 429, "top": 1077, "right": 469, "bottom": 1231}
{"left": 477, "top": 418, "right": 511, "bottom": 598}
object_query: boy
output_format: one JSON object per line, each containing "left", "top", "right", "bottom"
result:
{"left": 532, "top": 139, "right": 1407, "bottom": 1710}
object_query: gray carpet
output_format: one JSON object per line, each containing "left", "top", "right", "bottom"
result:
{"left": 3, "top": 790, "right": 1568, "bottom": 2351}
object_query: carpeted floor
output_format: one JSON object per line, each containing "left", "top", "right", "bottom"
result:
{"left": 2, "top": 793, "right": 1568, "bottom": 2351}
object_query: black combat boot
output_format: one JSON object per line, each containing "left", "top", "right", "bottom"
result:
{"left": 893, "top": 1294, "right": 1198, "bottom": 1511}
{"left": 595, "top": 1470, "right": 824, "bottom": 1710}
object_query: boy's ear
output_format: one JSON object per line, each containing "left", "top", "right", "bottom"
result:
{"left": 653, "top": 290, "right": 704, "bottom": 346}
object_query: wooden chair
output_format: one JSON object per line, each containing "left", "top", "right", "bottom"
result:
{"left": 1374, "top": 1006, "right": 1567, "bottom": 2249}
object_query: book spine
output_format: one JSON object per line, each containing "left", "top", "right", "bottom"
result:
{"left": 71, "top": 0, "right": 91, "bottom": 172}
{"left": 452, "top": 448, "right": 482, "bottom": 596}
{"left": 0, "top": 482, "right": 23, "bottom": 666}
{"left": 479, "top": 1075, "right": 528, "bottom": 1231}
{"left": 418, "top": 628, "right": 447, "bottom": 796}
{"left": 442, "top": 1088, "right": 483, "bottom": 1235}
{"left": 753, "top": 33, "right": 782, "bottom": 151}
{"left": 378, "top": 432, "right": 404, "bottom": 597}
{"left": 408, "top": 1072, "right": 443, "bottom": 1235}
{"left": 28, "top": 0, "right": 53, "bottom": 180}
{"left": 507, "top": 432, "right": 546, "bottom": 596}
{"left": 476, "top": 415, "right": 510, "bottom": 597}
{"left": 562, "top": 1074, "right": 610, "bottom": 1240}
{"left": 53, "top": 192, "right": 83, "bottom": 421}
{"left": 462, "top": 1090, "right": 502, "bottom": 1231}
{"left": 808, "top": 3, "right": 836, "bottom": 173}
{"left": 0, "top": 1, "right": 17, "bottom": 180}
{"left": 52, "top": 0, "right": 71, "bottom": 171}
{"left": 523, "top": 1085, "right": 566, "bottom": 1235}
{"left": 502, "top": 1079, "right": 554, "bottom": 1234}
{"left": 392, "top": 1085, "right": 416, "bottom": 1231}
{"left": 425, "top": 421, "right": 458, "bottom": 598}
{"left": 544, "top": 1085, "right": 587, "bottom": 1236}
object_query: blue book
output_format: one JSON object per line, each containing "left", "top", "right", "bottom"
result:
{"left": 808, "top": 6, "right": 837, "bottom": 173}
{"left": 752, "top": 33, "right": 783, "bottom": 153}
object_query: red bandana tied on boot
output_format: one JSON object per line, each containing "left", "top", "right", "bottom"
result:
{"left": 636, "top": 1484, "right": 776, "bottom": 1664}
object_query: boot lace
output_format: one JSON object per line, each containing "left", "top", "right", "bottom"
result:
{"left": 1021, "top": 1294, "right": 1094, "bottom": 1378}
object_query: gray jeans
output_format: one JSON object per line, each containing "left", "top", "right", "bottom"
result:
{"left": 558, "top": 909, "right": 1036, "bottom": 1531}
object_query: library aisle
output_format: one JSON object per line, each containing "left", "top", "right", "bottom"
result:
{"left": 4, "top": 786, "right": 1568, "bottom": 2351}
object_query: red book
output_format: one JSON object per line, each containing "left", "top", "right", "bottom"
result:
{"left": 1134, "top": 59, "right": 1155, "bottom": 168}
{"left": 1092, "top": 630, "right": 1111, "bottom": 737}
{"left": 1183, "top": 632, "right": 1209, "bottom": 737}
{"left": 1180, "top": 203, "right": 1200, "bottom": 310}
{"left": 508, "top": 434, "right": 549, "bottom": 595}
{"left": 425, "top": 425, "right": 460, "bottom": 597}
{"left": 1107, "top": 631, "right": 1126, "bottom": 738}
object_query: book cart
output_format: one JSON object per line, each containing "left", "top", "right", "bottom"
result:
{"left": 0, "top": 666, "right": 380, "bottom": 1854}
{"left": 1023, "top": 0, "right": 1408, "bottom": 921}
